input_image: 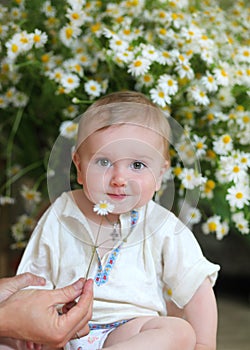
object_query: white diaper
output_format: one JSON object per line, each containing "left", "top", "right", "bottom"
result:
{"left": 64, "top": 327, "right": 115, "bottom": 350}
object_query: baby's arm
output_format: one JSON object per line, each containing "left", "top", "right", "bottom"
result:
{"left": 184, "top": 277, "right": 218, "bottom": 350}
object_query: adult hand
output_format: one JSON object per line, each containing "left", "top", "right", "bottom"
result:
{"left": 0, "top": 277, "right": 93, "bottom": 348}
{"left": 0, "top": 272, "right": 46, "bottom": 303}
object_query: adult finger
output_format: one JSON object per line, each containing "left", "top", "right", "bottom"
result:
{"left": 13, "top": 273, "right": 46, "bottom": 290}
{"left": 0, "top": 273, "right": 46, "bottom": 302}
{"left": 63, "top": 279, "right": 93, "bottom": 338}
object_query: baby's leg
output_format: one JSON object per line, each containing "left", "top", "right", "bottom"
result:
{"left": 103, "top": 316, "right": 196, "bottom": 350}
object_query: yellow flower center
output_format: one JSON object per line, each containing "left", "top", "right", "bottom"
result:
{"left": 123, "top": 29, "right": 131, "bottom": 35}
{"left": 66, "top": 28, "right": 73, "bottom": 39}
{"left": 66, "top": 124, "right": 77, "bottom": 133}
{"left": 159, "top": 28, "right": 167, "bottom": 35}
{"left": 222, "top": 135, "right": 231, "bottom": 144}
{"left": 100, "top": 203, "right": 108, "bottom": 209}
{"left": 208, "top": 222, "right": 217, "bottom": 231}
{"left": 221, "top": 69, "right": 228, "bottom": 77}
{"left": 243, "top": 115, "right": 250, "bottom": 124}
{"left": 26, "top": 193, "right": 35, "bottom": 201}
{"left": 134, "top": 60, "right": 142, "bottom": 67}
{"left": 72, "top": 13, "right": 80, "bottom": 20}
{"left": 236, "top": 192, "right": 243, "bottom": 199}
{"left": 196, "top": 142, "right": 203, "bottom": 149}
{"left": 143, "top": 75, "right": 151, "bottom": 82}
{"left": 207, "top": 113, "right": 214, "bottom": 121}
{"left": 91, "top": 23, "right": 101, "bottom": 33}
{"left": 206, "top": 149, "right": 216, "bottom": 159}
{"left": 173, "top": 167, "right": 182, "bottom": 176}
{"left": 11, "top": 44, "right": 19, "bottom": 53}
{"left": 33, "top": 34, "right": 41, "bottom": 43}
{"left": 233, "top": 166, "right": 240, "bottom": 173}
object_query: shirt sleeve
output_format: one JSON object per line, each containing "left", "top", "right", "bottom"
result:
{"left": 16, "top": 206, "right": 60, "bottom": 290}
{"left": 162, "top": 216, "right": 220, "bottom": 308}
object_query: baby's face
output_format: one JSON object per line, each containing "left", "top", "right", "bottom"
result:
{"left": 73, "top": 124, "right": 168, "bottom": 214}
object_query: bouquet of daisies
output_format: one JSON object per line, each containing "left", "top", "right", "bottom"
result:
{"left": 0, "top": 0, "right": 249, "bottom": 248}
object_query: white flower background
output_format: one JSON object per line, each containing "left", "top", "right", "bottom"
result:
{"left": 0, "top": 0, "right": 249, "bottom": 248}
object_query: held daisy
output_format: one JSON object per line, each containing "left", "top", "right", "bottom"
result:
{"left": 93, "top": 200, "right": 115, "bottom": 216}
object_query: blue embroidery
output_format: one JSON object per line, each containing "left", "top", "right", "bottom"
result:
{"left": 94, "top": 210, "right": 138, "bottom": 286}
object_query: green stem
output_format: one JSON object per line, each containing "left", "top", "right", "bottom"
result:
{"left": 85, "top": 216, "right": 103, "bottom": 279}
{"left": 5, "top": 108, "right": 25, "bottom": 197}
{"left": 33, "top": 171, "right": 46, "bottom": 191}
{"left": 1, "top": 161, "right": 42, "bottom": 195}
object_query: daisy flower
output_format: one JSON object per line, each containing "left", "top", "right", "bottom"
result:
{"left": 63, "top": 58, "right": 84, "bottom": 77}
{"left": 201, "top": 179, "right": 216, "bottom": 199}
{"left": 62, "top": 104, "right": 79, "bottom": 119}
{"left": 59, "top": 121, "right": 78, "bottom": 139}
{"left": 156, "top": 50, "right": 174, "bottom": 65}
{"left": 59, "top": 24, "right": 81, "bottom": 47}
{"left": 84, "top": 79, "right": 102, "bottom": 98}
{"left": 109, "top": 36, "right": 129, "bottom": 52}
{"left": 175, "top": 62, "right": 194, "bottom": 80}
{"left": 226, "top": 184, "right": 250, "bottom": 209}
{"left": 236, "top": 46, "right": 250, "bottom": 64}
{"left": 66, "top": 6, "right": 86, "bottom": 27}
{"left": 20, "top": 185, "right": 41, "bottom": 204}
{"left": 190, "top": 86, "right": 210, "bottom": 106}
{"left": 212, "top": 134, "right": 233, "bottom": 155}
{"left": 217, "top": 87, "right": 235, "bottom": 107}
{"left": 31, "top": 29, "right": 48, "bottom": 48}
{"left": 192, "top": 134, "right": 207, "bottom": 158}
{"left": 138, "top": 73, "right": 154, "bottom": 87}
{"left": 201, "top": 72, "right": 218, "bottom": 92}
{"left": 12, "top": 91, "right": 29, "bottom": 108}
{"left": 232, "top": 212, "right": 249, "bottom": 235}
{"left": 140, "top": 44, "right": 159, "bottom": 62}
{"left": 93, "top": 201, "right": 115, "bottom": 216}
{"left": 215, "top": 221, "right": 229, "bottom": 240}
{"left": 0, "top": 196, "right": 15, "bottom": 205}
{"left": 222, "top": 158, "right": 248, "bottom": 183}
{"left": 6, "top": 32, "right": 32, "bottom": 60}
{"left": 236, "top": 111, "right": 250, "bottom": 130}
{"left": 41, "top": 1, "right": 56, "bottom": 17}
{"left": 115, "top": 50, "right": 134, "bottom": 64}
{"left": 158, "top": 74, "right": 178, "bottom": 96}
{"left": 60, "top": 73, "right": 80, "bottom": 93}
{"left": 202, "top": 215, "right": 221, "bottom": 235}
{"left": 149, "top": 86, "right": 171, "bottom": 108}
{"left": 185, "top": 207, "right": 202, "bottom": 225}
{"left": 46, "top": 68, "right": 64, "bottom": 83}
{"left": 0, "top": 94, "right": 8, "bottom": 109}
{"left": 128, "top": 57, "right": 151, "bottom": 77}
{"left": 179, "top": 168, "right": 205, "bottom": 190}
{"left": 214, "top": 66, "right": 229, "bottom": 86}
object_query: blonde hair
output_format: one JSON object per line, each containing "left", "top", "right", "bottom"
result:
{"left": 76, "top": 91, "right": 171, "bottom": 161}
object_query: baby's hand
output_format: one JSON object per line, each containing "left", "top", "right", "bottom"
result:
{"left": 26, "top": 340, "right": 43, "bottom": 350}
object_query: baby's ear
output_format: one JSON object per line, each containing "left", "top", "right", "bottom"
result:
{"left": 72, "top": 151, "right": 83, "bottom": 185}
{"left": 155, "top": 160, "right": 169, "bottom": 191}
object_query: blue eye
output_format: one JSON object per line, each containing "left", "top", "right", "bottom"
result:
{"left": 131, "top": 161, "right": 146, "bottom": 170}
{"left": 97, "top": 158, "right": 112, "bottom": 167}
